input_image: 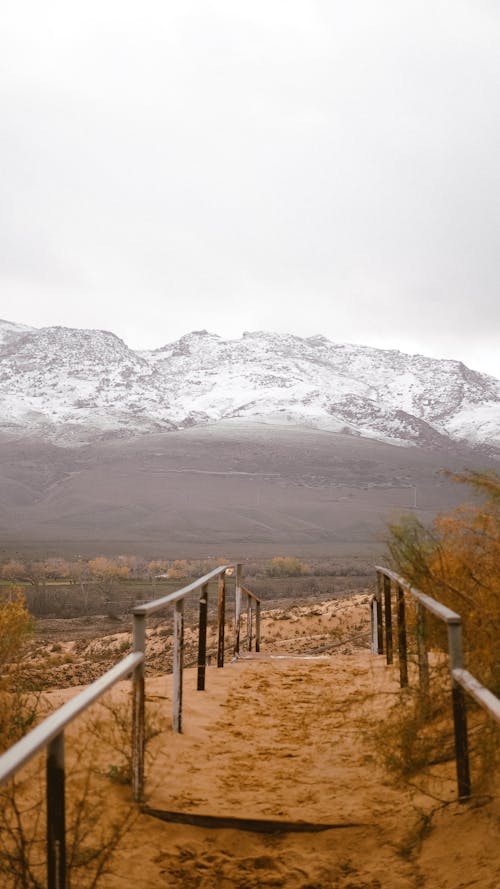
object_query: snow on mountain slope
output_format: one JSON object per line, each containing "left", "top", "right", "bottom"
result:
{"left": 0, "top": 318, "right": 34, "bottom": 348}
{"left": 1, "top": 320, "right": 499, "bottom": 448}
{"left": 0, "top": 323, "right": 176, "bottom": 441}
{"left": 141, "top": 330, "right": 500, "bottom": 448}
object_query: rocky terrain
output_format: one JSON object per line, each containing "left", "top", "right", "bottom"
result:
{"left": 1, "top": 319, "right": 499, "bottom": 450}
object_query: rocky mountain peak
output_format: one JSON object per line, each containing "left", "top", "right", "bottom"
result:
{"left": 0, "top": 320, "right": 498, "bottom": 451}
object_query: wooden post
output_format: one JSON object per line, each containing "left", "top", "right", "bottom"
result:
{"left": 396, "top": 583, "right": 408, "bottom": 688}
{"left": 447, "top": 621, "right": 471, "bottom": 799}
{"left": 371, "top": 598, "right": 378, "bottom": 654}
{"left": 383, "top": 574, "right": 393, "bottom": 665}
{"left": 255, "top": 601, "right": 261, "bottom": 653}
{"left": 246, "top": 594, "right": 252, "bottom": 651}
{"left": 234, "top": 563, "right": 242, "bottom": 656}
{"left": 376, "top": 571, "right": 384, "bottom": 654}
{"left": 197, "top": 583, "right": 208, "bottom": 690}
{"left": 416, "top": 603, "right": 430, "bottom": 705}
{"left": 451, "top": 682, "right": 471, "bottom": 800}
{"left": 173, "top": 600, "right": 184, "bottom": 733}
{"left": 132, "top": 613, "right": 145, "bottom": 802}
{"left": 217, "top": 574, "right": 226, "bottom": 668}
{"left": 47, "top": 731, "right": 66, "bottom": 889}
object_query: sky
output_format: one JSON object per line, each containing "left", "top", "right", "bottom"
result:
{"left": 1, "top": 1, "right": 499, "bottom": 377}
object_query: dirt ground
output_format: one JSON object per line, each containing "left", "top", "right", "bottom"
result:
{"left": 2, "top": 595, "right": 498, "bottom": 888}
{"left": 25, "top": 591, "right": 372, "bottom": 689}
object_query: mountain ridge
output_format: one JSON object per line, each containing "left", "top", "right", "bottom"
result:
{"left": 0, "top": 319, "right": 498, "bottom": 452}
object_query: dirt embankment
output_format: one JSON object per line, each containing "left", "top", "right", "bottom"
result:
{"left": 25, "top": 591, "right": 372, "bottom": 689}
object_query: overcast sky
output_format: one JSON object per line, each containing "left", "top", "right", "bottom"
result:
{"left": 1, "top": 1, "right": 499, "bottom": 376}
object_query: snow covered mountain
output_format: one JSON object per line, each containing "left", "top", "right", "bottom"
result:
{"left": 0, "top": 319, "right": 499, "bottom": 450}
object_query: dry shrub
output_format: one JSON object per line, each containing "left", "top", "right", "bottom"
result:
{"left": 380, "top": 470, "right": 500, "bottom": 794}
{"left": 0, "top": 744, "right": 136, "bottom": 889}
{"left": 0, "top": 594, "right": 139, "bottom": 887}
{"left": 0, "top": 590, "right": 38, "bottom": 753}
{"left": 86, "top": 696, "right": 162, "bottom": 786}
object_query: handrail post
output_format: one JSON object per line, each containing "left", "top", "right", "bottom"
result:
{"left": 383, "top": 574, "right": 393, "bottom": 665}
{"left": 370, "top": 597, "right": 378, "bottom": 654}
{"left": 247, "top": 594, "right": 252, "bottom": 651}
{"left": 416, "top": 603, "right": 429, "bottom": 706}
{"left": 132, "top": 612, "right": 145, "bottom": 802}
{"left": 396, "top": 583, "right": 408, "bottom": 687}
{"left": 173, "top": 600, "right": 184, "bottom": 732}
{"left": 255, "top": 601, "right": 261, "bottom": 653}
{"left": 375, "top": 571, "right": 384, "bottom": 654}
{"left": 447, "top": 621, "right": 471, "bottom": 800}
{"left": 47, "top": 731, "right": 66, "bottom": 889}
{"left": 234, "top": 563, "right": 242, "bottom": 656}
{"left": 197, "top": 583, "right": 208, "bottom": 690}
{"left": 217, "top": 574, "right": 226, "bottom": 668}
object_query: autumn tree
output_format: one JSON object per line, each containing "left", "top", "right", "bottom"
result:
{"left": 0, "top": 560, "right": 26, "bottom": 585}
{"left": 88, "top": 558, "right": 130, "bottom": 596}
{"left": 265, "top": 556, "right": 311, "bottom": 577}
{"left": 167, "top": 560, "right": 189, "bottom": 580}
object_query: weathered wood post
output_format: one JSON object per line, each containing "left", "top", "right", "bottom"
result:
{"left": 217, "top": 574, "right": 226, "bottom": 668}
{"left": 255, "top": 600, "right": 261, "bottom": 653}
{"left": 47, "top": 731, "right": 66, "bottom": 889}
{"left": 132, "top": 612, "right": 145, "bottom": 801}
{"left": 371, "top": 597, "right": 378, "bottom": 654}
{"left": 197, "top": 583, "right": 208, "bottom": 691}
{"left": 375, "top": 571, "right": 384, "bottom": 654}
{"left": 396, "top": 583, "right": 408, "bottom": 687}
{"left": 416, "top": 602, "right": 430, "bottom": 706}
{"left": 447, "top": 620, "right": 471, "bottom": 799}
{"left": 383, "top": 574, "right": 393, "bottom": 665}
{"left": 234, "top": 564, "right": 242, "bottom": 656}
{"left": 246, "top": 594, "right": 253, "bottom": 651}
{"left": 173, "top": 600, "right": 184, "bottom": 732}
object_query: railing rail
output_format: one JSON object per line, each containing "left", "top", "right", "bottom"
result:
{"left": 133, "top": 565, "right": 233, "bottom": 614}
{"left": 452, "top": 668, "right": 500, "bottom": 723}
{"left": 241, "top": 585, "right": 261, "bottom": 653}
{"left": 0, "top": 652, "right": 144, "bottom": 787}
{"left": 0, "top": 560, "right": 264, "bottom": 889}
{"left": 373, "top": 566, "right": 500, "bottom": 800}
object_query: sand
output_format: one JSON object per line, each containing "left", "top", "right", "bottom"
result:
{"left": 3, "top": 596, "right": 499, "bottom": 888}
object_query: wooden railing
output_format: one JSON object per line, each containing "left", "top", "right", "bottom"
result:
{"left": 0, "top": 562, "right": 262, "bottom": 889}
{"left": 372, "top": 567, "right": 500, "bottom": 800}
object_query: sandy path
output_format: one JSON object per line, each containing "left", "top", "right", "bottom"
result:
{"left": 85, "top": 646, "right": 497, "bottom": 889}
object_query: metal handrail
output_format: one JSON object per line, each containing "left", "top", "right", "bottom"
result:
{"left": 0, "top": 652, "right": 143, "bottom": 787}
{"left": 373, "top": 565, "right": 500, "bottom": 799}
{"left": 240, "top": 584, "right": 261, "bottom": 604}
{"left": 132, "top": 563, "right": 242, "bottom": 748}
{"left": 374, "top": 567, "right": 461, "bottom": 624}
{"left": 452, "top": 668, "right": 500, "bottom": 725}
{"left": 0, "top": 561, "right": 257, "bottom": 889}
{"left": 134, "top": 564, "right": 234, "bottom": 615}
